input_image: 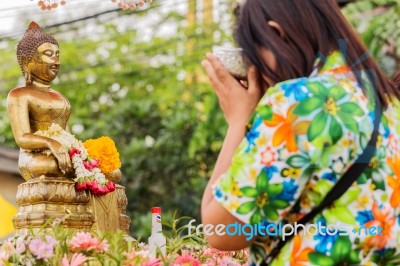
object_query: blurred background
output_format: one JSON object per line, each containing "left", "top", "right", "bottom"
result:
{"left": 0, "top": 0, "right": 399, "bottom": 241}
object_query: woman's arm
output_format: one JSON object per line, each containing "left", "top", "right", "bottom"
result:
{"left": 201, "top": 54, "right": 263, "bottom": 249}
{"left": 202, "top": 124, "right": 256, "bottom": 250}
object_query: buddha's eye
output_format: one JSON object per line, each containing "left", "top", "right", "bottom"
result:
{"left": 43, "top": 50, "right": 54, "bottom": 57}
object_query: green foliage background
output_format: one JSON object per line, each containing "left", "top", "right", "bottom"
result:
{"left": 0, "top": 0, "right": 398, "bottom": 239}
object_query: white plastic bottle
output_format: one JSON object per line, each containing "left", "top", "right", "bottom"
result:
{"left": 148, "top": 207, "right": 167, "bottom": 258}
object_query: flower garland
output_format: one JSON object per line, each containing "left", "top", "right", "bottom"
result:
{"left": 34, "top": 124, "right": 119, "bottom": 196}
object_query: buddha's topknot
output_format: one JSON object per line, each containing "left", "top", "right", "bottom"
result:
{"left": 16, "top": 21, "right": 58, "bottom": 72}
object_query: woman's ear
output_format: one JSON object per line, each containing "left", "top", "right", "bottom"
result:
{"left": 267, "top": 20, "right": 286, "bottom": 40}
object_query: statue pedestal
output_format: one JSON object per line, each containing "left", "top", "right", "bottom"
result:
{"left": 13, "top": 177, "right": 131, "bottom": 235}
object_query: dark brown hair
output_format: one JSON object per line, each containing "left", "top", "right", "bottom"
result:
{"left": 392, "top": 71, "right": 400, "bottom": 90}
{"left": 235, "top": 0, "right": 399, "bottom": 108}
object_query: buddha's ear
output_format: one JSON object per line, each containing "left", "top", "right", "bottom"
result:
{"left": 21, "top": 56, "right": 29, "bottom": 72}
{"left": 267, "top": 20, "right": 286, "bottom": 40}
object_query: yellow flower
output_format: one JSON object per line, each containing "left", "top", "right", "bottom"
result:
{"left": 227, "top": 199, "right": 240, "bottom": 211}
{"left": 274, "top": 92, "right": 286, "bottom": 105}
{"left": 256, "top": 135, "right": 267, "bottom": 146}
{"left": 357, "top": 195, "right": 370, "bottom": 208}
{"left": 84, "top": 136, "right": 121, "bottom": 173}
{"left": 248, "top": 168, "right": 258, "bottom": 181}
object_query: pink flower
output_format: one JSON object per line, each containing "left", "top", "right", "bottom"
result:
{"left": 29, "top": 239, "right": 44, "bottom": 256}
{"left": 69, "top": 148, "right": 81, "bottom": 158}
{"left": 29, "top": 239, "right": 54, "bottom": 259}
{"left": 106, "top": 182, "right": 116, "bottom": 192}
{"left": 209, "top": 257, "right": 242, "bottom": 266}
{"left": 90, "top": 183, "right": 110, "bottom": 196}
{"left": 96, "top": 239, "right": 109, "bottom": 253}
{"left": 0, "top": 247, "right": 10, "bottom": 263}
{"left": 61, "top": 253, "right": 87, "bottom": 266}
{"left": 172, "top": 252, "right": 200, "bottom": 266}
{"left": 89, "top": 159, "right": 99, "bottom": 168}
{"left": 75, "top": 179, "right": 87, "bottom": 191}
{"left": 82, "top": 161, "right": 93, "bottom": 170}
{"left": 45, "top": 235, "right": 58, "bottom": 249}
{"left": 82, "top": 159, "right": 99, "bottom": 170}
{"left": 141, "top": 258, "right": 162, "bottom": 266}
{"left": 1, "top": 241, "right": 14, "bottom": 258}
{"left": 15, "top": 237, "right": 26, "bottom": 254}
{"left": 69, "top": 232, "right": 108, "bottom": 253}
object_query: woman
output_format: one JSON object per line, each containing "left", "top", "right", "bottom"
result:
{"left": 201, "top": 0, "right": 400, "bottom": 265}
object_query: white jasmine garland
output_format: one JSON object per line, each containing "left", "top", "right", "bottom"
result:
{"left": 34, "top": 123, "right": 106, "bottom": 185}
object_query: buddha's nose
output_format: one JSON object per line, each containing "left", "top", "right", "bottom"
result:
{"left": 52, "top": 56, "right": 60, "bottom": 64}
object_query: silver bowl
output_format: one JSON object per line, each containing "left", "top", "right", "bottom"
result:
{"left": 212, "top": 46, "right": 247, "bottom": 80}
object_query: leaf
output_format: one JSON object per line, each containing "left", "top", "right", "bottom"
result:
{"left": 372, "top": 174, "right": 386, "bottom": 190}
{"left": 308, "top": 112, "right": 328, "bottom": 141}
{"left": 307, "top": 82, "right": 323, "bottom": 96}
{"left": 294, "top": 97, "right": 324, "bottom": 116}
{"left": 250, "top": 209, "right": 262, "bottom": 224}
{"left": 329, "top": 117, "right": 343, "bottom": 144}
{"left": 308, "top": 253, "right": 335, "bottom": 266}
{"left": 257, "top": 105, "right": 273, "bottom": 121}
{"left": 329, "top": 86, "right": 347, "bottom": 101}
{"left": 332, "top": 206, "right": 356, "bottom": 224}
{"left": 349, "top": 249, "right": 362, "bottom": 264}
{"left": 240, "top": 187, "right": 258, "bottom": 198}
{"left": 383, "top": 248, "right": 396, "bottom": 258}
{"left": 269, "top": 199, "right": 290, "bottom": 209}
{"left": 331, "top": 236, "right": 351, "bottom": 263}
{"left": 267, "top": 183, "right": 284, "bottom": 196}
{"left": 340, "top": 102, "right": 365, "bottom": 116}
{"left": 337, "top": 111, "right": 359, "bottom": 133}
{"left": 336, "top": 187, "right": 361, "bottom": 205}
{"left": 256, "top": 171, "right": 269, "bottom": 191}
{"left": 287, "top": 154, "right": 310, "bottom": 168}
{"left": 315, "top": 179, "right": 334, "bottom": 197}
{"left": 236, "top": 201, "right": 256, "bottom": 215}
{"left": 263, "top": 206, "right": 279, "bottom": 221}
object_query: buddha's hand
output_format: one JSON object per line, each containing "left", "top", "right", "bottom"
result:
{"left": 105, "top": 169, "right": 122, "bottom": 183}
{"left": 48, "top": 140, "right": 72, "bottom": 174}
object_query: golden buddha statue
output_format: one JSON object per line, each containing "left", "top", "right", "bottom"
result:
{"left": 7, "top": 22, "right": 130, "bottom": 235}
{"left": 9, "top": 22, "right": 71, "bottom": 180}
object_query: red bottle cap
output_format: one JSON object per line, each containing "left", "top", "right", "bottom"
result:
{"left": 151, "top": 207, "right": 161, "bottom": 214}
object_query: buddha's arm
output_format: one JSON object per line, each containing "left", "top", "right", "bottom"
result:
{"left": 7, "top": 91, "right": 53, "bottom": 150}
{"left": 7, "top": 91, "right": 71, "bottom": 172}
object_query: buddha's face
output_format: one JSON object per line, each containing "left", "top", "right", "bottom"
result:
{"left": 26, "top": 42, "right": 60, "bottom": 84}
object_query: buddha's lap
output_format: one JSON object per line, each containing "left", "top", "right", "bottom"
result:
{"left": 19, "top": 150, "right": 64, "bottom": 180}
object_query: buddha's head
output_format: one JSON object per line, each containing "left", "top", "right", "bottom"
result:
{"left": 17, "top": 21, "right": 60, "bottom": 85}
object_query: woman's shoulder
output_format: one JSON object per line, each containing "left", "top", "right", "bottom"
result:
{"left": 261, "top": 72, "right": 371, "bottom": 117}
{"left": 254, "top": 72, "right": 373, "bottom": 151}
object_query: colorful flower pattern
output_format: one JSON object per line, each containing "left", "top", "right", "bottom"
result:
{"left": 212, "top": 51, "right": 400, "bottom": 265}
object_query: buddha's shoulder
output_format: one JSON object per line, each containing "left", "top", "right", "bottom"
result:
{"left": 7, "top": 87, "right": 39, "bottom": 104}
{"left": 8, "top": 86, "right": 32, "bottom": 97}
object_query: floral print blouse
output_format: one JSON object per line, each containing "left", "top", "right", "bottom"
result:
{"left": 212, "top": 51, "right": 400, "bottom": 266}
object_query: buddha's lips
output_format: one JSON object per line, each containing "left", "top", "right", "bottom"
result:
{"left": 49, "top": 65, "right": 59, "bottom": 74}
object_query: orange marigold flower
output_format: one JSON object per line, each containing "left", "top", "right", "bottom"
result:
{"left": 365, "top": 202, "right": 395, "bottom": 249}
{"left": 291, "top": 235, "right": 314, "bottom": 266}
{"left": 84, "top": 136, "right": 121, "bottom": 174}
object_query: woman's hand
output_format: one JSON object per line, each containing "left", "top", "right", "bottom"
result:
{"left": 201, "top": 53, "right": 263, "bottom": 128}
{"left": 48, "top": 140, "right": 72, "bottom": 174}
